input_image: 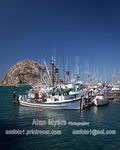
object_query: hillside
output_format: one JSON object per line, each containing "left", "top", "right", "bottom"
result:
{"left": 1, "top": 60, "right": 49, "bottom": 86}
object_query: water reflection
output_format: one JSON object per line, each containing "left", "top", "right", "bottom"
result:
{"left": 18, "top": 106, "right": 85, "bottom": 122}
{"left": 92, "top": 106, "right": 98, "bottom": 115}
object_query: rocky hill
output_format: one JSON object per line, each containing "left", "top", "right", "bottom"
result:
{"left": 1, "top": 60, "right": 49, "bottom": 86}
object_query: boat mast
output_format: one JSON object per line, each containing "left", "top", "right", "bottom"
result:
{"left": 44, "top": 60, "right": 52, "bottom": 86}
{"left": 104, "top": 66, "right": 106, "bottom": 85}
{"left": 112, "top": 69, "right": 116, "bottom": 84}
{"left": 75, "top": 56, "right": 80, "bottom": 82}
{"left": 65, "top": 57, "right": 71, "bottom": 83}
{"left": 63, "top": 57, "right": 66, "bottom": 83}
{"left": 51, "top": 56, "right": 55, "bottom": 87}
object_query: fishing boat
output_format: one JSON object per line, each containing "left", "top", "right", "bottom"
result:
{"left": 93, "top": 94, "right": 109, "bottom": 106}
{"left": 18, "top": 56, "right": 86, "bottom": 109}
{"left": 19, "top": 88, "right": 84, "bottom": 110}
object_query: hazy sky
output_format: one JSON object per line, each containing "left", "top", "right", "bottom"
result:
{"left": 0, "top": 0, "right": 120, "bottom": 81}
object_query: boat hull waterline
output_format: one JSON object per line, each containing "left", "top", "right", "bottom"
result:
{"left": 19, "top": 98, "right": 81, "bottom": 110}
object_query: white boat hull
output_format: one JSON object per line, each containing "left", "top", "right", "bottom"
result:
{"left": 93, "top": 96, "right": 109, "bottom": 106}
{"left": 19, "top": 98, "right": 81, "bottom": 110}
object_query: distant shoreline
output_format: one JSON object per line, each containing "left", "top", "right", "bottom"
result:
{"left": 0, "top": 84, "right": 31, "bottom": 87}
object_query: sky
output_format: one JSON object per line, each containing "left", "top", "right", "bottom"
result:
{"left": 0, "top": 0, "right": 120, "bottom": 81}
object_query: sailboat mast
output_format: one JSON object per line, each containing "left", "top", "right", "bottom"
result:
{"left": 75, "top": 56, "right": 80, "bottom": 81}
{"left": 63, "top": 57, "right": 66, "bottom": 83}
{"left": 51, "top": 56, "right": 55, "bottom": 87}
{"left": 104, "top": 66, "right": 106, "bottom": 85}
{"left": 65, "top": 57, "right": 71, "bottom": 83}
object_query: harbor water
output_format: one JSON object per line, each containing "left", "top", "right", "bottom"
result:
{"left": 0, "top": 86, "right": 120, "bottom": 150}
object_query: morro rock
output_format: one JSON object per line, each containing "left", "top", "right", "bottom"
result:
{"left": 2, "top": 60, "right": 49, "bottom": 86}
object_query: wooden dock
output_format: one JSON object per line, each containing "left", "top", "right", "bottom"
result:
{"left": 80, "top": 97, "right": 94, "bottom": 110}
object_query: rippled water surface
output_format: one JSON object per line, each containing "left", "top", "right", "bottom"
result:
{"left": 0, "top": 86, "right": 120, "bottom": 150}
